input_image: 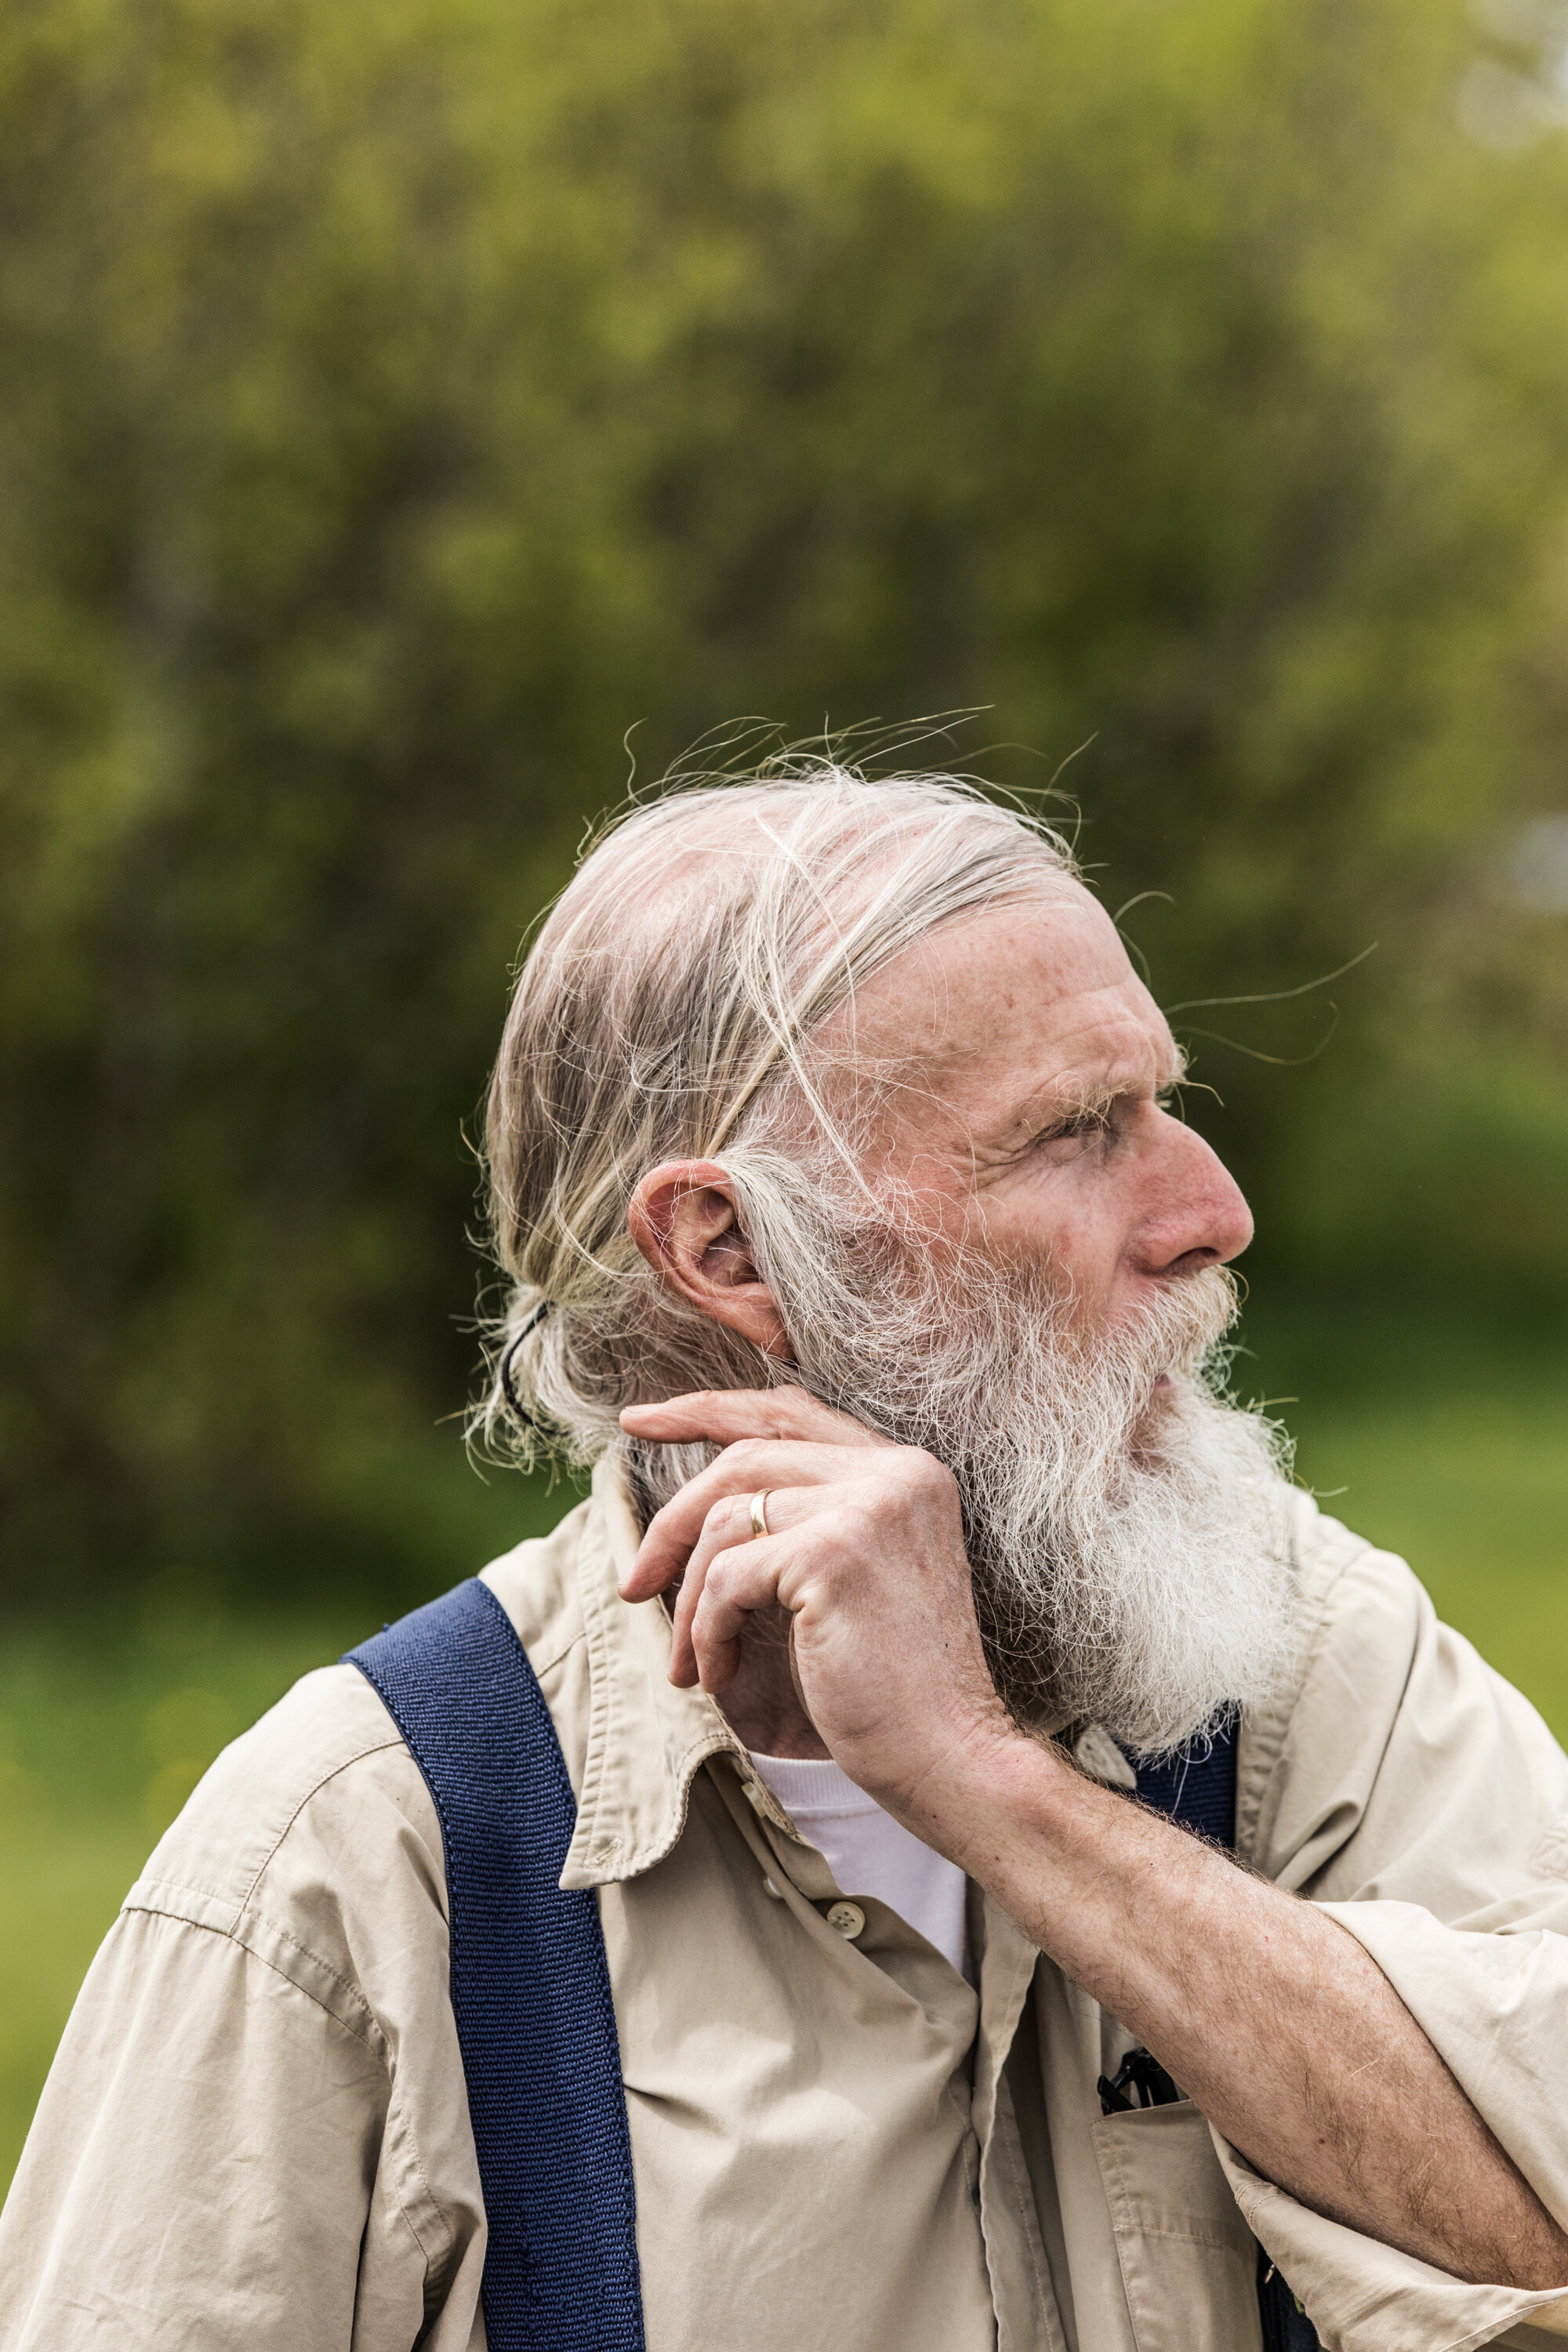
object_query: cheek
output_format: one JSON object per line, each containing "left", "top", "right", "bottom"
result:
{"left": 982, "top": 1176, "right": 1123, "bottom": 1296}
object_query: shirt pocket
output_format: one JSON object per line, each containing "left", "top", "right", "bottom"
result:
{"left": 1091, "top": 2101, "right": 1263, "bottom": 2352}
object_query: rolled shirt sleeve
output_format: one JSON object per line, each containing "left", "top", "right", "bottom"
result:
{"left": 1215, "top": 1512, "right": 1568, "bottom": 2351}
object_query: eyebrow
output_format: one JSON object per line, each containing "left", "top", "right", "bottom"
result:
{"left": 1040, "top": 1043, "right": 1189, "bottom": 1124}
{"left": 958, "top": 1037, "right": 1190, "bottom": 1178}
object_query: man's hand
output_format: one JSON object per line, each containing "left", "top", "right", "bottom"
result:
{"left": 620, "top": 1385, "right": 1568, "bottom": 2297}
{"left": 619, "top": 1385, "right": 1013, "bottom": 1816}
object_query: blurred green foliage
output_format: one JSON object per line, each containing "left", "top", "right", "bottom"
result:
{"left": 3, "top": 0, "right": 1568, "bottom": 1604}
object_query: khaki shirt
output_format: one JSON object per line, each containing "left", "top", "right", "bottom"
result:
{"left": 7, "top": 1461, "right": 1568, "bottom": 2352}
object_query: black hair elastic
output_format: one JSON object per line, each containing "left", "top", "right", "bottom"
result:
{"left": 499, "top": 1300, "right": 552, "bottom": 1432}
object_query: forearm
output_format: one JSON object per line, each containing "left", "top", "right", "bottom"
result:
{"left": 921, "top": 1732, "right": 1568, "bottom": 2290}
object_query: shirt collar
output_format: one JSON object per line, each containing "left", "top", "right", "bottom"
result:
{"left": 558, "top": 1451, "right": 759, "bottom": 1890}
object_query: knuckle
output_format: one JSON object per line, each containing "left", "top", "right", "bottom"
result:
{"left": 690, "top": 1573, "right": 717, "bottom": 1620}
{"left": 702, "top": 1548, "right": 742, "bottom": 1602}
{"left": 905, "top": 1447, "right": 956, "bottom": 1497}
{"left": 832, "top": 1500, "right": 877, "bottom": 1555}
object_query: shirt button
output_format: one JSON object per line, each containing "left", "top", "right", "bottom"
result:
{"left": 826, "top": 1900, "right": 866, "bottom": 1940}
{"left": 762, "top": 1875, "right": 784, "bottom": 1900}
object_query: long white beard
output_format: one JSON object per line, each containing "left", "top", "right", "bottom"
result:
{"left": 786, "top": 1241, "right": 1303, "bottom": 1759}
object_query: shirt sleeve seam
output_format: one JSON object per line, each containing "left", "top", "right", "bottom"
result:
{"left": 234, "top": 1729, "right": 412, "bottom": 1916}
{"left": 127, "top": 1740, "right": 431, "bottom": 2030}
{"left": 123, "top": 1909, "right": 462, "bottom": 2281}
{"left": 383, "top": 2073, "right": 460, "bottom": 2280}
{"left": 129, "top": 1901, "right": 390, "bottom": 2061}
{"left": 234, "top": 1912, "right": 460, "bottom": 2281}
{"left": 121, "top": 1889, "right": 384, "bottom": 2050}
{"left": 236, "top": 1900, "right": 390, "bottom": 2031}
{"left": 123, "top": 1733, "right": 411, "bottom": 1926}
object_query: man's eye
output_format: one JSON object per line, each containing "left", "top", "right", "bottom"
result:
{"left": 1041, "top": 1111, "right": 1109, "bottom": 1149}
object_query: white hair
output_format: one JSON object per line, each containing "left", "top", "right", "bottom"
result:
{"left": 479, "top": 760, "right": 1078, "bottom": 1467}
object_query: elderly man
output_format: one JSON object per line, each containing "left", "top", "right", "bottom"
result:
{"left": 5, "top": 768, "right": 1568, "bottom": 2352}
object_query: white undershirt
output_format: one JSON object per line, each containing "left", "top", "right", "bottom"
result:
{"left": 750, "top": 1750, "right": 975, "bottom": 1986}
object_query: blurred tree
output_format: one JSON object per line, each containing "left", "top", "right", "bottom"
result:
{"left": 2, "top": 0, "right": 1567, "bottom": 1602}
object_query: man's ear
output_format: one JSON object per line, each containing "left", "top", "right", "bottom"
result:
{"left": 628, "top": 1160, "right": 795, "bottom": 1362}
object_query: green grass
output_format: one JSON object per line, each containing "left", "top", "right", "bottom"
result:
{"left": 1237, "top": 1301, "right": 1568, "bottom": 1732}
{"left": 4, "top": 1305, "right": 1568, "bottom": 2197}
{"left": 0, "top": 1609, "right": 376, "bottom": 2197}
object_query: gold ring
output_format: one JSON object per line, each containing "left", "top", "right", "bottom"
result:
{"left": 749, "top": 1490, "right": 771, "bottom": 1540}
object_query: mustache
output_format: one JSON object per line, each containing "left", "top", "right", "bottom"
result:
{"left": 792, "top": 1232, "right": 1242, "bottom": 1441}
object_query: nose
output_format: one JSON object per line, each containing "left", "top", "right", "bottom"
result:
{"left": 1134, "top": 1115, "right": 1254, "bottom": 1279}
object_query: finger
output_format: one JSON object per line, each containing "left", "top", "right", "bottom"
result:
{"left": 665, "top": 1486, "right": 829, "bottom": 1679}
{"left": 619, "top": 1438, "right": 870, "bottom": 1602}
{"left": 619, "top": 1386, "right": 891, "bottom": 1453}
{"left": 683, "top": 1535, "right": 796, "bottom": 1694}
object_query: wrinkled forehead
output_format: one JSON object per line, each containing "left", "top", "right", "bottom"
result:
{"left": 829, "top": 884, "right": 1176, "bottom": 1110}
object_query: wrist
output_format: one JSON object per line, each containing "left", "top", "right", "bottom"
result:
{"left": 903, "top": 1706, "right": 1074, "bottom": 1867}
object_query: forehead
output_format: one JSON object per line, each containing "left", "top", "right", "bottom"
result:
{"left": 845, "top": 884, "right": 1175, "bottom": 1123}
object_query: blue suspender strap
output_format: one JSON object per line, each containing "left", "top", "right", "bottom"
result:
{"left": 345, "top": 1578, "right": 646, "bottom": 2352}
